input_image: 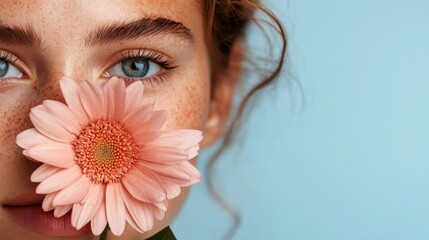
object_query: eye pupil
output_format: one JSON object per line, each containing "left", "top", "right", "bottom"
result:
{"left": 121, "top": 58, "right": 149, "bottom": 78}
{"left": 0, "top": 60, "right": 9, "bottom": 77}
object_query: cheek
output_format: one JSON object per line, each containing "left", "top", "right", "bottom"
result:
{"left": 0, "top": 84, "right": 42, "bottom": 195}
{"left": 0, "top": 86, "right": 36, "bottom": 159}
{"left": 153, "top": 60, "right": 211, "bottom": 132}
{"left": 0, "top": 81, "right": 63, "bottom": 164}
{"left": 162, "top": 83, "right": 210, "bottom": 131}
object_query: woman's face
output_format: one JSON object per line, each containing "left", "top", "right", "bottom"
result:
{"left": 0, "top": 1, "right": 230, "bottom": 239}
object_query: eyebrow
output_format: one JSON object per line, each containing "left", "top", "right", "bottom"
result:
{"left": 0, "top": 24, "right": 41, "bottom": 48}
{"left": 85, "top": 17, "right": 194, "bottom": 46}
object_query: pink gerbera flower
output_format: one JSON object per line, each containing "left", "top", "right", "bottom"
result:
{"left": 16, "top": 77, "right": 202, "bottom": 236}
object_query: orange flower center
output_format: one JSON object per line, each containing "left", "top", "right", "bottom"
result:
{"left": 72, "top": 120, "right": 139, "bottom": 184}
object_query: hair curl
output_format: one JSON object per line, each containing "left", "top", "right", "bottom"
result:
{"left": 202, "top": 0, "right": 287, "bottom": 239}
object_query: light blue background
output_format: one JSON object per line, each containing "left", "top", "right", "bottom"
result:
{"left": 173, "top": 1, "right": 429, "bottom": 239}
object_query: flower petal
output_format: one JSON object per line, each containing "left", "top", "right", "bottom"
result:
{"left": 102, "top": 79, "right": 115, "bottom": 119}
{"left": 143, "top": 110, "right": 168, "bottom": 130}
{"left": 147, "top": 129, "right": 203, "bottom": 149}
{"left": 178, "top": 161, "right": 202, "bottom": 186}
{"left": 125, "top": 210, "right": 144, "bottom": 233}
{"left": 52, "top": 175, "right": 91, "bottom": 206}
{"left": 36, "top": 164, "right": 81, "bottom": 194}
{"left": 76, "top": 183, "right": 104, "bottom": 229}
{"left": 60, "top": 77, "right": 89, "bottom": 124}
{"left": 79, "top": 81, "right": 104, "bottom": 121}
{"left": 31, "top": 164, "right": 62, "bottom": 183}
{"left": 43, "top": 100, "right": 81, "bottom": 135}
{"left": 103, "top": 77, "right": 126, "bottom": 121}
{"left": 145, "top": 129, "right": 203, "bottom": 159}
{"left": 124, "top": 81, "right": 144, "bottom": 116}
{"left": 138, "top": 161, "right": 190, "bottom": 185}
{"left": 16, "top": 128, "right": 56, "bottom": 149}
{"left": 123, "top": 102, "right": 154, "bottom": 131}
{"left": 106, "top": 183, "right": 126, "bottom": 236}
{"left": 25, "top": 142, "right": 75, "bottom": 168}
{"left": 71, "top": 203, "right": 83, "bottom": 228}
{"left": 133, "top": 130, "right": 161, "bottom": 146}
{"left": 186, "top": 145, "right": 200, "bottom": 159}
{"left": 152, "top": 204, "right": 166, "bottom": 220}
{"left": 165, "top": 185, "right": 181, "bottom": 199}
{"left": 91, "top": 201, "right": 107, "bottom": 236}
{"left": 53, "top": 204, "right": 73, "bottom": 217}
{"left": 152, "top": 200, "right": 168, "bottom": 212}
{"left": 42, "top": 192, "right": 57, "bottom": 211}
{"left": 121, "top": 186, "right": 153, "bottom": 232}
{"left": 122, "top": 168, "right": 166, "bottom": 203}
{"left": 138, "top": 146, "right": 188, "bottom": 164}
{"left": 30, "top": 106, "right": 75, "bottom": 142}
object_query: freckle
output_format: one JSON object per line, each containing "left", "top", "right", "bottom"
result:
{"left": 35, "top": 81, "right": 63, "bottom": 102}
{"left": 1, "top": 91, "right": 38, "bottom": 144}
{"left": 165, "top": 83, "right": 206, "bottom": 130}
{"left": 4, "top": 101, "right": 34, "bottom": 138}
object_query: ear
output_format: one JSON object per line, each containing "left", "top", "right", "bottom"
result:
{"left": 200, "top": 41, "right": 244, "bottom": 148}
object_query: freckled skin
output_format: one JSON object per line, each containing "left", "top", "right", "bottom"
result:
{"left": 0, "top": 0, "right": 230, "bottom": 239}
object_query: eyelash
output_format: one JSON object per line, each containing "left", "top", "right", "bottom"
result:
{"left": 110, "top": 49, "right": 178, "bottom": 87}
{"left": 0, "top": 49, "right": 177, "bottom": 85}
{"left": 0, "top": 51, "right": 19, "bottom": 67}
{"left": 0, "top": 51, "right": 26, "bottom": 80}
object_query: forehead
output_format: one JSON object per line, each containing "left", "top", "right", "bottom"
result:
{"left": 0, "top": 0, "right": 203, "bottom": 43}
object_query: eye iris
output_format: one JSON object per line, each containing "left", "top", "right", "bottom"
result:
{"left": 0, "top": 60, "right": 8, "bottom": 77}
{"left": 121, "top": 58, "right": 149, "bottom": 78}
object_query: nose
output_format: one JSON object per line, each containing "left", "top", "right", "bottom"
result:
{"left": 33, "top": 54, "right": 89, "bottom": 104}
{"left": 34, "top": 75, "right": 65, "bottom": 104}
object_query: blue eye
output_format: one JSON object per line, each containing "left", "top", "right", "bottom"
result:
{"left": 122, "top": 59, "right": 149, "bottom": 77}
{"left": 0, "top": 59, "right": 22, "bottom": 78}
{"left": 106, "top": 58, "right": 161, "bottom": 79}
{"left": 103, "top": 49, "right": 178, "bottom": 86}
{"left": 0, "top": 60, "right": 8, "bottom": 76}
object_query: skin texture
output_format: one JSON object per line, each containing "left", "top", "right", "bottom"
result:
{"left": 0, "top": 0, "right": 241, "bottom": 239}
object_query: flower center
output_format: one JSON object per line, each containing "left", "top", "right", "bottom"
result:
{"left": 72, "top": 120, "right": 139, "bottom": 184}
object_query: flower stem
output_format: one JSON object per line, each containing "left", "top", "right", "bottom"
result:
{"left": 100, "top": 226, "right": 109, "bottom": 240}
{"left": 146, "top": 226, "right": 176, "bottom": 240}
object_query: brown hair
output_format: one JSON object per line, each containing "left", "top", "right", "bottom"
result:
{"left": 203, "top": 0, "right": 287, "bottom": 239}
